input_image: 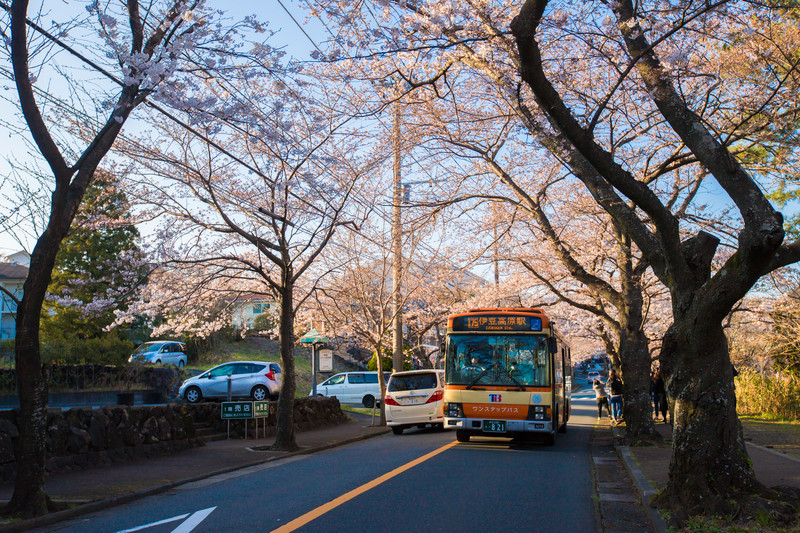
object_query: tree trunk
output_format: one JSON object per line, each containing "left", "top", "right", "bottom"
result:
{"left": 618, "top": 326, "right": 657, "bottom": 440}
{"left": 617, "top": 264, "right": 658, "bottom": 440}
{"left": 653, "top": 320, "right": 762, "bottom": 519}
{"left": 5, "top": 236, "right": 62, "bottom": 517}
{"left": 375, "top": 342, "right": 387, "bottom": 426}
{"left": 271, "top": 281, "right": 298, "bottom": 451}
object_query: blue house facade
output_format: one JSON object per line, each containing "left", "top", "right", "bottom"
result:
{"left": 0, "top": 259, "right": 29, "bottom": 341}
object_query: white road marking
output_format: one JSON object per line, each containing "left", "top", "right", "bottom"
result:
{"left": 171, "top": 507, "right": 217, "bottom": 533}
{"left": 115, "top": 513, "right": 189, "bottom": 533}
{"left": 114, "top": 507, "right": 217, "bottom": 533}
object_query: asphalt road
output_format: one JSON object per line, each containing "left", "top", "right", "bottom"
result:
{"left": 33, "top": 394, "right": 599, "bottom": 533}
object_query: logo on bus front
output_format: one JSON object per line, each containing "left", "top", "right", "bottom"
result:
{"left": 489, "top": 394, "right": 502, "bottom": 402}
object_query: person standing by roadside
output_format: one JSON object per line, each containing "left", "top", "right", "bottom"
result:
{"left": 650, "top": 369, "right": 666, "bottom": 421}
{"left": 593, "top": 378, "right": 612, "bottom": 420}
{"left": 607, "top": 369, "right": 624, "bottom": 424}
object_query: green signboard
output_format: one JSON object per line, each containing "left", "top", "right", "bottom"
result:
{"left": 221, "top": 401, "right": 253, "bottom": 419}
{"left": 253, "top": 400, "right": 271, "bottom": 418}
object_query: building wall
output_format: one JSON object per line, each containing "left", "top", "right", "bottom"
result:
{"left": 0, "top": 280, "right": 23, "bottom": 341}
{"left": 231, "top": 300, "right": 274, "bottom": 329}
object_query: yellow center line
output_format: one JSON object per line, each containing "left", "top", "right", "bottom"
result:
{"left": 271, "top": 440, "right": 459, "bottom": 533}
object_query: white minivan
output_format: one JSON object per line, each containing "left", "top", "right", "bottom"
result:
{"left": 311, "top": 371, "right": 391, "bottom": 408}
{"left": 384, "top": 370, "right": 445, "bottom": 435}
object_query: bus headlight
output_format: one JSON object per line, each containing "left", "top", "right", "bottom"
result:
{"left": 529, "top": 405, "right": 551, "bottom": 421}
{"left": 444, "top": 402, "right": 463, "bottom": 418}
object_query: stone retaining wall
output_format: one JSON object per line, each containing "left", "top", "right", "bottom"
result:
{"left": 0, "top": 397, "right": 347, "bottom": 482}
{"left": 0, "top": 364, "right": 183, "bottom": 397}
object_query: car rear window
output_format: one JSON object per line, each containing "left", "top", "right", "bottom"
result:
{"left": 388, "top": 373, "right": 438, "bottom": 392}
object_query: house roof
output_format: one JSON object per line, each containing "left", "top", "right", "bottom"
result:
{"left": 0, "top": 262, "right": 29, "bottom": 280}
{"left": 230, "top": 292, "right": 275, "bottom": 303}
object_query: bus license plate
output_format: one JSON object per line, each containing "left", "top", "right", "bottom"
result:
{"left": 484, "top": 420, "right": 505, "bottom": 433}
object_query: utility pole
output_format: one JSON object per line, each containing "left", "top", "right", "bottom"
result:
{"left": 392, "top": 100, "right": 403, "bottom": 373}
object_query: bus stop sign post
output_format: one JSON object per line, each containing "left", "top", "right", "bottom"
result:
{"left": 299, "top": 330, "right": 329, "bottom": 397}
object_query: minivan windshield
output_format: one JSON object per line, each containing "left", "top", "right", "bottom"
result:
{"left": 134, "top": 343, "right": 161, "bottom": 354}
{"left": 446, "top": 334, "right": 551, "bottom": 387}
{"left": 388, "top": 373, "right": 438, "bottom": 392}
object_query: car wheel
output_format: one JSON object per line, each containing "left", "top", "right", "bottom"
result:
{"left": 251, "top": 385, "right": 269, "bottom": 402}
{"left": 362, "top": 395, "right": 375, "bottom": 408}
{"left": 185, "top": 386, "right": 202, "bottom": 404}
{"left": 391, "top": 426, "right": 404, "bottom": 435}
{"left": 456, "top": 430, "right": 470, "bottom": 443}
{"left": 155, "top": 359, "right": 161, "bottom": 364}
{"left": 178, "top": 359, "right": 185, "bottom": 368}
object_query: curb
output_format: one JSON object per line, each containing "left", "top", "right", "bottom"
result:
{"left": 747, "top": 442, "right": 800, "bottom": 464}
{"left": 0, "top": 426, "right": 391, "bottom": 533}
{"left": 615, "top": 445, "right": 670, "bottom": 533}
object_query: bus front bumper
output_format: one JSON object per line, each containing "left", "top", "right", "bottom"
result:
{"left": 444, "top": 417, "right": 553, "bottom": 434}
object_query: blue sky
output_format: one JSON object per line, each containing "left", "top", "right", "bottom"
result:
{"left": 0, "top": 1, "right": 325, "bottom": 256}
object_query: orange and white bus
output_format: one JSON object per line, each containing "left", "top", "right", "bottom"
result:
{"left": 442, "top": 308, "right": 572, "bottom": 445}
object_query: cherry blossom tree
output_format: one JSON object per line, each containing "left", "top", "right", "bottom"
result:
{"left": 114, "top": 61, "right": 377, "bottom": 449}
{"left": 0, "top": 0, "right": 237, "bottom": 517}
{"left": 310, "top": 182, "right": 467, "bottom": 416}
{"left": 312, "top": 0, "right": 800, "bottom": 518}
{"left": 380, "top": 71, "right": 680, "bottom": 437}
{"left": 510, "top": 0, "right": 800, "bottom": 518}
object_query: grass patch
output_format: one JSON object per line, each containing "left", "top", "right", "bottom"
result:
{"left": 740, "top": 416, "right": 800, "bottom": 460}
{"left": 342, "top": 406, "right": 382, "bottom": 416}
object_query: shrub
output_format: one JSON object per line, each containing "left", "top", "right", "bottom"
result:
{"left": 0, "top": 340, "right": 13, "bottom": 364}
{"left": 736, "top": 370, "right": 800, "bottom": 421}
{"left": 367, "top": 353, "right": 413, "bottom": 372}
{"left": 252, "top": 313, "right": 276, "bottom": 333}
{"left": 41, "top": 335, "right": 135, "bottom": 366}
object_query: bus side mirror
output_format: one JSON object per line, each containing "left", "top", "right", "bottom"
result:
{"left": 439, "top": 341, "right": 446, "bottom": 356}
{"left": 548, "top": 337, "right": 558, "bottom": 354}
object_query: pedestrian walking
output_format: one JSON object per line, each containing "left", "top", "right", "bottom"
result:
{"left": 593, "top": 378, "right": 612, "bottom": 420}
{"left": 607, "top": 369, "right": 624, "bottom": 424}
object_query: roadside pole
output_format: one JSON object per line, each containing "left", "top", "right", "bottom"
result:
{"left": 299, "top": 330, "right": 329, "bottom": 397}
{"left": 312, "top": 343, "right": 317, "bottom": 397}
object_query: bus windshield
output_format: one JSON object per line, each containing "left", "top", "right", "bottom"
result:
{"left": 446, "top": 334, "right": 551, "bottom": 387}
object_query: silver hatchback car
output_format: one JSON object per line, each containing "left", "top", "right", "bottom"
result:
{"left": 179, "top": 361, "right": 282, "bottom": 403}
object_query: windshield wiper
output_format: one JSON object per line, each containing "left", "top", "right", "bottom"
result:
{"left": 466, "top": 366, "right": 492, "bottom": 390}
{"left": 466, "top": 365, "right": 525, "bottom": 391}
{"left": 505, "top": 370, "right": 526, "bottom": 391}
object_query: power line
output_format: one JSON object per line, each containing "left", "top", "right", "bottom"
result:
{"left": 274, "top": 0, "right": 324, "bottom": 55}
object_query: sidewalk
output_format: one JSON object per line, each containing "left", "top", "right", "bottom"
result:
{"left": 613, "top": 420, "right": 800, "bottom": 531}
{"left": 0, "top": 412, "right": 390, "bottom": 532}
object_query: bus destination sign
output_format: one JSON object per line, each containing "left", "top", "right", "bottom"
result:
{"left": 452, "top": 315, "right": 543, "bottom": 332}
